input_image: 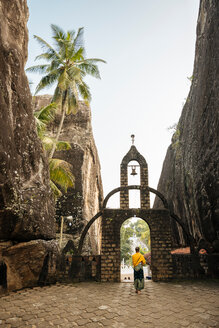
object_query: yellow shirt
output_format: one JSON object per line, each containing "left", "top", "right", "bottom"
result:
{"left": 132, "top": 252, "right": 146, "bottom": 267}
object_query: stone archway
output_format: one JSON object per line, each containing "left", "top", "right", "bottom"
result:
{"left": 73, "top": 183, "right": 195, "bottom": 282}
{"left": 101, "top": 208, "right": 173, "bottom": 282}
{"left": 65, "top": 138, "right": 196, "bottom": 282}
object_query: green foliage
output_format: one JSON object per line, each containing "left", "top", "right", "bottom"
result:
{"left": 34, "top": 102, "right": 57, "bottom": 137}
{"left": 120, "top": 219, "right": 133, "bottom": 265}
{"left": 33, "top": 103, "right": 71, "bottom": 154}
{"left": 187, "top": 75, "right": 193, "bottom": 82}
{"left": 27, "top": 24, "right": 106, "bottom": 159}
{"left": 42, "top": 137, "right": 71, "bottom": 152}
{"left": 120, "top": 219, "right": 151, "bottom": 266}
{"left": 49, "top": 158, "right": 74, "bottom": 193}
{"left": 33, "top": 103, "right": 74, "bottom": 198}
{"left": 171, "top": 127, "right": 182, "bottom": 160}
{"left": 131, "top": 220, "right": 151, "bottom": 250}
{"left": 34, "top": 102, "right": 57, "bottom": 123}
{"left": 50, "top": 180, "right": 62, "bottom": 198}
{"left": 27, "top": 24, "right": 106, "bottom": 111}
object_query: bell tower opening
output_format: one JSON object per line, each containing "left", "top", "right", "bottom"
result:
{"left": 128, "top": 160, "right": 140, "bottom": 208}
{"left": 120, "top": 135, "right": 150, "bottom": 209}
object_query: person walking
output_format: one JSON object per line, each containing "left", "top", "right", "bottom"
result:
{"left": 132, "top": 247, "right": 146, "bottom": 294}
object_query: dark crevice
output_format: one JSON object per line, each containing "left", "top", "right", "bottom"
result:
{"left": 0, "top": 262, "right": 7, "bottom": 288}
{"left": 38, "top": 254, "right": 49, "bottom": 286}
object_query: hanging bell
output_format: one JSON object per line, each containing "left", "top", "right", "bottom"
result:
{"left": 130, "top": 166, "right": 137, "bottom": 176}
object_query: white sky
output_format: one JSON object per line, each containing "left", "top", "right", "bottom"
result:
{"left": 26, "top": 0, "right": 200, "bottom": 207}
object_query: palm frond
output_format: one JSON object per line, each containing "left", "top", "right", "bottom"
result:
{"left": 79, "top": 58, "right": 106, "bottom": 64}
{"left": 55, "top": 140, "right": 71, "bottom": 151}
{"left": 42, "top": 136, "right": 71, "bottom": 152}
{"left": 67, "top": 66, "right": 81, "bottom": 80}
{"left": 66, "top": 81, "right": 79, "bottom": 114}
{"left": 35, "top": 71, "right": 59, "bottom": 94}
{"left": 34, "top": 35, "right": 57, "bottom": 55}
{"left": 26, "top": 64, "right": 49, "bottom": 74}
{"left": 50, "top": 180, "right": 62, "bottom": 198}
{"left": 52, "top": 86, "right": 63, "bottom": 104}
{"left": 66, "top": 30, "right": 75, "bottom": 42}
{"left": 49, "top": 60, "right": 61, "bottom": 72}
{"left": 35, "top": 52, "right": 59, "bottom": 62}
{"left": 34, "top": 116, "right": 46, "bottom": 138}
{"left": 74, "top": 27, "right": 84, "bottom": 50}
{"left": 51, "top": 24, "right": 65, "bottom": 37}
{"left": 72, "top": 47, "right": 85, "bottom": 61}
{"left": 42, "top": 136, "right": 54, "bottom": 151}
{"left": 34, "top": 102, "right": 57, "bottom": 124}
{"left": 58, "top": 69, "right": 69, "bottom": 90}
{"left": 79, "top": 62, "right": 101, "bottom": 79}
{"left": 49, "top": 158, "right": 75, "bottom": 192}
{"left": 77, "top": 80, "right": 91, "bottom": 102}
{"left": 66, "top": 90, "right": 78, "bottom": 115}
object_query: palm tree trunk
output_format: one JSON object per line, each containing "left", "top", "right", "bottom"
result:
{"left": 49, "top": 91, "right": 67, "bottom": 159}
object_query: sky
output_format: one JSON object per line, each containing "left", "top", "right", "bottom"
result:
{"left": 26, "top": 0, "right": 200, "bottom": 207}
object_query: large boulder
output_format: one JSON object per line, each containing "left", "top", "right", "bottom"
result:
{"left": 0, "top": 0, "right": 55, "bottom": 241}
{"left": 154, "top": 0, "right": 219, "bottom": 248}
{"left": 33, "top": 97, "right": 104, "bottom": 254}
{"left": 2, "top": 240, "right": 59, "bottom": 290}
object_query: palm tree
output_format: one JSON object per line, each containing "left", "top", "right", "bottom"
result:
{"left": 34, "top": 103, "right": 74, "bottom": 198}
{"left": 27, "top": 24, "right": 106, "bottom": 159}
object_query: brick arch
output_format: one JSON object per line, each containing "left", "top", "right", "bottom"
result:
{"left": 75, "top": 207, "right": 184, "bottom": 281}
{"left": 103, "top": 185, "right": 168, "bottom": 209}
{"left": 76, "top": 185, "right": 195, "bottom": 256}
{"left": 101, "top": 208, "right": 173, "bottom": 282}
{"left": 121, "top": 151, "right": 147, "bottom": 166}
{"left": 120, "top": 215, "right": 151, "bottom": 230}
{"left": 102, "top": 185, "right": 195, "bottom": 251}
{"left": 76, "top": 186, "right": 168, "bottom": 255}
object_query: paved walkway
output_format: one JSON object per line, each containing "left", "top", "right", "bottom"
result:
{"left": 0, "top": 281, "right": 219, "bottom": 327}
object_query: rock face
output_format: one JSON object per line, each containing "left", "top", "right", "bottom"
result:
{"left": 33, "top": 96, "right": 104, "bottom": 255}
{"left": 2, "top": 240, "right": 59, "bottom": 290}
{"left": 0, "top": 0, "right": 58, "bottom": 291}
{"left": 0, "top": 0, "right": 55, "bottom": 241}
{"left": 154, "top": 0, "right": 219, "bottom": 249}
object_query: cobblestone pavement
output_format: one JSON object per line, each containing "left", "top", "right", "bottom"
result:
{"left": 0, "top": 280, "right": 219, "bottom": 327}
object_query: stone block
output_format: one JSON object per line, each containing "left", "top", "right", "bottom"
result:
{"left": 2, "top": 239, "right": 59, "bottom": 290}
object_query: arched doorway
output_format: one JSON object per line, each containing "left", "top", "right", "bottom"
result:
{"left": 101, "top": 208, "right": 173, "bottom": 282}
{"left": 120, "top": 217, "right": 151, "bottom": 282}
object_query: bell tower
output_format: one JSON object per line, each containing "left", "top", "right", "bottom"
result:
{"left": 120, "top": 135, "right": 150, "bottom": 209}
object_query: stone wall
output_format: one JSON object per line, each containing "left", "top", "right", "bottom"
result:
{"left": 101, "top": 209, "right": 173, "bottom": 282}
{"left": 154, "top": 0, "right": 219, "bottom": 249}
{"left": 0, "top": 0, "right": 58, "bottom": 291}
{"left": 57, "top": 255, "right": 101, "bottom": 282}
{"left": 172, "top": 254, "right": 219, "bottom": 279}
{"left": 33, "top": 96, "right": 104, "bottom": 255}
